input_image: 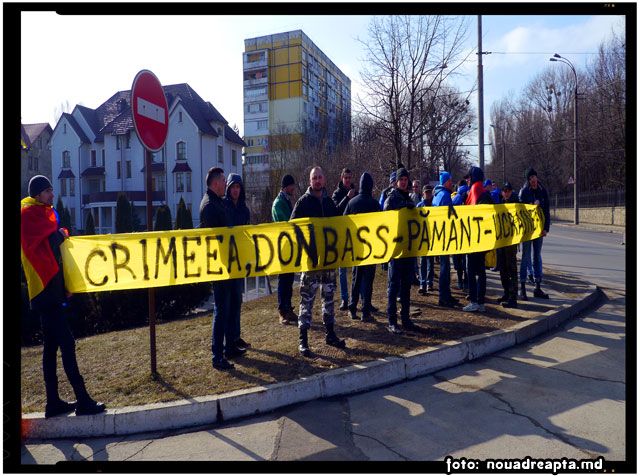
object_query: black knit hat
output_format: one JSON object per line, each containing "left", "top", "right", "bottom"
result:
{"left": 525, "top": 168, "right": 537, "bottom": 180}
{"left": 396, "top": 167, "right": 409, "bottom": 180}
{"left": 28, "top": 175, "right": 52, "bottom": 198}
{"left": 502, "top": 182, "right": 513, "bottom": 191}
{"left": 281, "top": 174, "right": 295, "bottom": 189}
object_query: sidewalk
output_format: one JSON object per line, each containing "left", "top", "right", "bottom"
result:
{"left": 551, "top": 219, "right": 625, "bottom": 236}
{"left": 21, "top": 269, "right": 601, "bottom": 441}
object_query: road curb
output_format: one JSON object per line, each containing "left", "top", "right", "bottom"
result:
{"left": 22, "top": 284, "right": 601, "bottom": 440}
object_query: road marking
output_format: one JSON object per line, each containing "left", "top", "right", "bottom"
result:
{"left": 137, "top": 97, "right": 166, "bottom": 124}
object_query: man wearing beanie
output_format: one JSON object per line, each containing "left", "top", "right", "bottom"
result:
{"left": 518, "top": 167, "right": 551, "bottom": 300}
{"left": 21, "top": 175, "right": 106, "bottom": 417}
{"left": 383, "top": 167, "right": 419, "bottom": 334}
{"left": 344, "top": 172, "right": 381, "bottom": 322}
{"left": 462, "top": 166, "right": 495, "bottom": 313}
{"left": 272, "top": 174, "right": 297, "bottom": 324}
{"left": 379, "top": 171, "right": 397, "bottom": 210}
{"left": 417, "top": 185, "right": 435, "bottom": 295}
{"left": 432, "top": 171, "right": 459, "bottom": 308}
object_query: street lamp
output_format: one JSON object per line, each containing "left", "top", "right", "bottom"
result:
{"left": 490, "top": 123, "right": 506, "bottom": 185}
{"left": 550, "top": 53, "right": 579, "bottom": 225}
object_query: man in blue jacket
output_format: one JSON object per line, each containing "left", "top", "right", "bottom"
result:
{"left": 224, "top": 173, "right": 251, "bottom": 356}
{"left": 432, "top": 172, "right": 459, "bottom": 308}
{"left": 519, "top": 168, "right": 551, "bottom": 300}
{"left": 344, "top": 172, "right": 380, "bottom": 321}
{"left": 417, "top": 185, "right": 434, "bottom": 295}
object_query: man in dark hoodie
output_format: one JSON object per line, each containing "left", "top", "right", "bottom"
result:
{"left": 383, "top": 167, "right": 419, "bottom": 334}
{"left": 451, "top": 179, "right": 469, "bottom": 291}
{"left": 200, "top": 167, "right": 242, "bottom": 370}
{"left": 291, "top": 166, "right": 347, "bottom": 356}
{"left": 497, "top": 182, "right": 520, "bottom": 308}
{"left": 462, "top": 166, "right": 495, "bottom": 313}
{"left": 431, "top": 171, "right": 459, "bottom": 308}
{"left": 518, "top": 167, "right": 551, "bottom": 300}
{"left": 224, "top": 173, "right": 251, "bottom": 354}
{"left": 344, "top": 172, "right": 380, "bottom": 321}
{"left": 332, "top": 168, "right": 356, "bottom": 311}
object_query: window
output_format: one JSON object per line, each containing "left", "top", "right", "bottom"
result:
{"left": 70, "top": 178, "right": 75, "bottom": 196}
{"left": 101, "top": 150, "right": 105, "bottom": 166}
{"left": 186, "top": 173, "right": 192, "bottom": 192}
{"left": 62, "top": 151, "right": 70, "bottom": 168}
{"left": 257, "top": 120, "right": 268, "bottom": 130}
{"left": 70, "top": 208, "right": 76, "bottom": 227}
{"left": 232, "top": 150, "right": 237, "bottom": 166}
{"left": 116, "top": 136, "right": 120, "bottom": 150}
{"left": 117, "top": 161, "right": 121, "bottom": 179}
{"left": 91, "top": 150, "right": 97, "bottom": 166}
{"left": 126, "top": 160, "right": 131, "bottom": 178}
{"left": 246, "top": 138, "right": 254, "bottom": 147}
{"left": 125, "top": 131, "right": 131, "bottom": 148}
{"left": 217, "top": 146, "right": 224, "bottom": 163}
{"left": 60, "top": 179, "right": 67, "bottom": 197}
{"left": 63, "top": 124, "right": 67, "bottom": 134}
{"left": 176, "top": 141, "right": 187, "bottom": 160}
{"left": 179, "top": 111, "right": 183, "bottom": 122}
{"left": 89, "top": 179, "right": 100, "bottom": 194}
{"left": 244, "top": 86, "right": 267, "bottom": 98}
{"left": 257, "top": 138, "right": 268, "bottom": 147}
{"left": 175, "top": 173, "right": 184, "bottom": 193}
{"left": 303, "top": 84, "right": 307, "bottom": 97}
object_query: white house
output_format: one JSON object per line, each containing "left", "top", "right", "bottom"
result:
{"left": 49, "top": 83, "right": 245, "bottom": 233}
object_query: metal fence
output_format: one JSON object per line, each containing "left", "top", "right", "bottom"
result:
{"left": 554, "top": 188, "right": 626, "bottom": 209}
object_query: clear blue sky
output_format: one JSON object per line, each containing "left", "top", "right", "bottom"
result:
{"left": 21, "top": 12, "right": 624, "bottom": 164}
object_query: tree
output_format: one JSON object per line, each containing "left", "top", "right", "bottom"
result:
{"left": 85, "top": 211, "right": 96, "bottom": 235}
{"left": 154, "top": 204, "right": 172, "bottom": 231}
{"left": 115, "top": 193, "right": 133, "bottom": 233}
{"left": 175, "top": 197, "right": 193, "bottom": 229}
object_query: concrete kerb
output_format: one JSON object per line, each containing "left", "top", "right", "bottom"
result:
{"left": 22, "top": 284, "right": 601, "bottom": 440}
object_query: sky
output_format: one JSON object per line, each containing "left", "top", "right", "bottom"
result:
{"left": 20, "top": 9, "right": 625, "bottom": 164}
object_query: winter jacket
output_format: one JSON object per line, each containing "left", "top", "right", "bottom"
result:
{"left": 379, "top": 185, "right": 394, "bottom": 210}
{"left": 416, "top": 197, "right": 432, "bottom": 208}
{"left": 432, "top": 184, "right": 453, "bottom": 207}
{"left": 490, "top": 189, "right": 501, "bottom": 204}
{"left": 291, "top": 187, "right": 339, "bottom": 220}
{"left": 30, "top": 229, "right": 68, "bottom": 311}
{"left": 332, "top": 181, "right": 356, "bottom": 215}
{"left": 272, "top": 190, "right": 293, "bottom": 222}
{"left": 465, "top": 181, "right": 494, "bottom": 206}
{"left": 500, "top": 191, "right": 520, "bottom": 205}
{"left": 519, "top": 181, "right": 551, "bottom": 232}
{"left": 344, "top": 173, "right": 381, "bottom": 215}
{"left": 199, "top": 188, "right": 228, "bottom": 229}
{"left": 452, "top": 185, "right": 469, "bottom": 206}
{"left": 383, "top": 187, "right": 415, "bottom": 212}
{"left": 223, "top": 173, "right": 250, "bottom": 226}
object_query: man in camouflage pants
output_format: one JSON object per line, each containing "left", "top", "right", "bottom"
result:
{"left": 290, "top": 166, "right": 347, "bottom": 357}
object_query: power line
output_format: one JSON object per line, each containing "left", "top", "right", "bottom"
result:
{"left": 489, "top": 51, "right": 599, "bottom": 55}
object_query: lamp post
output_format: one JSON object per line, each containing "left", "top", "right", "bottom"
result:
{"left": 490, "top": 123, "right": 506, "bottom": 185}
{"left": 550, "top": 53, "right": 579, "bottom": 225}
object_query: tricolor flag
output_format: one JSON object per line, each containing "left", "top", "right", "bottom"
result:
{"left": 20, "top": 197, "right": 60, "bottom": 300}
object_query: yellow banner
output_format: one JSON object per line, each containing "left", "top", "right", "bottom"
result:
{"left": 61, "top": 203, "right": 544, "bottom": 293}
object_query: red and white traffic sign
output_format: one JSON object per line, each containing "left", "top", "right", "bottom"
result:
{"left": 131, "top": 70, "right": 169, "bottom": 152}
{"left": 568, "top": 176, "right": 575, "bottom": 185}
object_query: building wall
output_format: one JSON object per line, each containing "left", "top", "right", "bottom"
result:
{"left": 551, "top": 206, "right": 626, "bottom": 227}
{"left": 21, "top": 128, "right": 52, "bottom": 199}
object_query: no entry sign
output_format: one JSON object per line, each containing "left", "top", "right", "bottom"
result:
{"left": 131, "top": 70, "right": 169, "bottom": 152}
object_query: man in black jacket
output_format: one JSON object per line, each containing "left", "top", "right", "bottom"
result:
{"left": 518, "top": 168, "right": 551, "bottom": 300}
{"left": 200, "top": 167, "right": 243, "bottom": 370}
{"left": 332, "top": 168, "right": 356, "bottom": 311}
{"left": 344, "top": 172, "right": 380, "bottom": 321}
{"left": 497, "top": 182, "right": 520, "bottom": 308}
{"left": 291, "top": 166, "right": 347, "bottom": 356}
{"left": 21, "top": 175, "right": 105, "bottom": 418}
{"left": 383, "top": 167, "right": 419, "bottom": 334}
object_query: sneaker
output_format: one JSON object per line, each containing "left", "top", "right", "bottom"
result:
{"left": 212, "top": 358, "right": 235, "bottom": 370}
{"left": 533, "top": 287, "right": 549, "bottom": 299}
{"left": 339, "top": 300, "right": 348, "bottom": 311}
{"left": 388, "top": 324, "right": 403, "bottom": 335}
{"left": 463, "top": 302, "right": 480, "bottom": 312}
{"left": 235, "top": 338, "right": 251, "bottom": 349}
{"left": 224, "top": 346, "right": 246, "bottom": 359}
{"left": 477, "top": 304, "right": 486, "bottom": 312}
{"left": 45, "top": 400, "right": 76, "bottom": 419}
{"left": 349, "top": 309, "right": 358, "bottom": 320}
{"left": 418, "top": 287, "right": 427, "bottom": 295}
{"left": 427, "top": 284, "right": 434, "bottom": 291}
{"left": 501, "top": 300, "right": 518, "bottom": 309}
{"left": 438, "top": 299, "right": 456, "bottom": 308}
{"left": 401, "top": 320, "right": 419, "bottom": 331}
{"left": 75, "top": 400, "right": 106, "bottom": 416}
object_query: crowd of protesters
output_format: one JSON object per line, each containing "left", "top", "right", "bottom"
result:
{"left": 22, "top": 163, "right": 551, "bottom": 409}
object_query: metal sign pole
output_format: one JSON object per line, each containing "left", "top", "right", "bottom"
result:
{"left": 145, "top": 149, "right": 157, "bottom": 375}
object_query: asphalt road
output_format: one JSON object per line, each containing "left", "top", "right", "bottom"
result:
{"left": 20, "top": 225, "right": 628, "bottom": 466}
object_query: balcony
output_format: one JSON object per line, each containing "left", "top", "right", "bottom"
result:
{"left": 244, "top": 76, "right": 268, "bottom": 87}
{"left": 243, "top": 57, "right": 268, "bottom": 70}
{"left": 82, "top": 190, "right": 165, "bottom": 205}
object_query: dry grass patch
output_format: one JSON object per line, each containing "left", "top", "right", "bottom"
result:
{"left": 21, "top": 264, "right": 574, "bottom": 412}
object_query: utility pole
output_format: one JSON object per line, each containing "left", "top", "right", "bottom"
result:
{"left": 477, "top": 15, "right": 485, "bottom": 169}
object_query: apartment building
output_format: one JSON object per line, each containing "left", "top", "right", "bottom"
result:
{"left": 21, "top": 123, "right": 53, "bottom": 199}
{"left": 242, "top": 29, "right": 351, "bottom": 204}
{"left": 49, "top": 83, "right": 245, "bottom": 233}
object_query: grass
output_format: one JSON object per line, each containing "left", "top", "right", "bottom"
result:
{"left": 21, "top": 263, "right": 576, "bottom": 413}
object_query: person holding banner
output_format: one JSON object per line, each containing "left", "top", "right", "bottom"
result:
{"left": 497, "top": 182, "right": 520, "bottom": 308}
{"left": 344, "top": 172, "right": 380, "bottom": 322}
{"left": 224, "top": 173, "right": 251, "bottom": 353}
{"left": 332, "top": 168, "right": 357, "bottom": 312}
{"left": 417, "top": 185, "right": 435, "bottom": 295}
{"left": 451, "top": 179, "right": 469, "bottom": 291}
{"left": 432, "top": 171, "right": 460, "bottom": 308}
{"left": 21, "top": 175, "right": 106, "bottom": 417}
{"left": 383, "top": 167, "right": 420, "bottom": 334}
{"left": 519, "top": 168, "right": 551, "bottom": 300}
{"left": 379, "top": 171, "right": 397, "bottom": 210}
{"left": 272, "top": 174, "right": 298, "bottom": 325}
{"left": 200, "top": 167, "right": 242, "bottom": 370}
{"left": 462, "top": 166, "right": 495, "bottom": 312}
{"left": 291, "top": 166, "right": 347, "bottom": 356}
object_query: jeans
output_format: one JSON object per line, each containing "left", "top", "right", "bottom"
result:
{"left": 211, "top": 280, "right": 235, "bottom": 361}
{"left": 439, "top": 255, "right": 452, "bottom": 301}
{"left": 520, "top": 237, "right": 544, "bottom": 283}
{"left": 349, "top": 264, "right": 375, "bottom": 314}
{"left": 277, "top": 272, "right": 295, "bottom": 311}
{"left": 467, "top": 252, "right": 487, "bottom": 305}
{"left": 229, "top": 278, "right": 243, "bottom": 341}
{"left": 339, "top": 267, "right": 349, "bottom": 303}
{"left": 387, "top": 258, "right": 413, "bottom": 324}
{"left": 40, "top": 305, "right": 84, "bottom": 402}
{"left": 419, "top": 256, "right": 434, "bottom": 289}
